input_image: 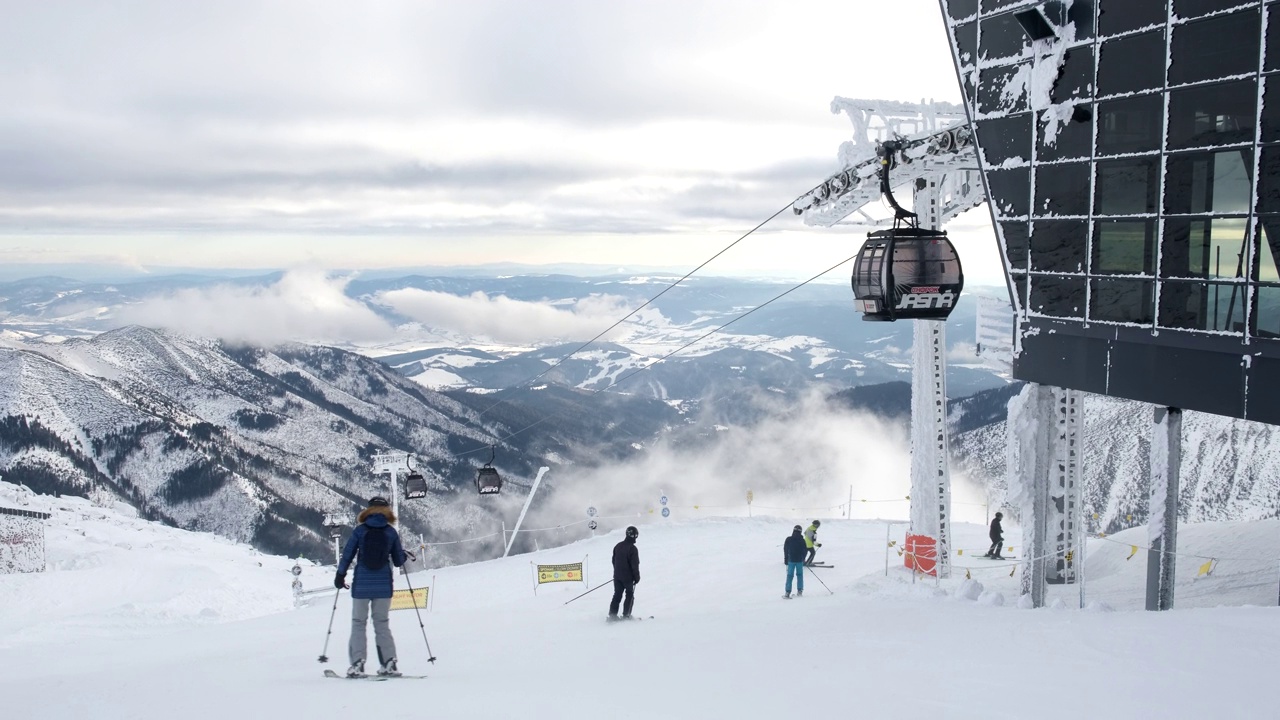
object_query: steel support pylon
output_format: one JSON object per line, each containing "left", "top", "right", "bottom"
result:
{"left": 908, "top": 177, "right": 952, "bottom": 577}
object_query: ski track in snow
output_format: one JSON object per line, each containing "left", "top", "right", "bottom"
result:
{"left": 2, "top": 483, "right": 1279, "bottom": 719}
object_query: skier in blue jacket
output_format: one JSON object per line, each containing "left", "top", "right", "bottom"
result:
{"left": 335, "top": 497, "right": 409, "bottom": 677}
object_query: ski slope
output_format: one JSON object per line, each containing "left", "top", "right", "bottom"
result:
{"left": 2, "top": 485, "right": 1279, "bottom": 719}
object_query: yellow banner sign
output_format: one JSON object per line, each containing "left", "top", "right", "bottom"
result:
{"left": 537, "top": 562, "right": 584, "bottom": 584}
{"left": 389, "top": 587, "right": 428, "bottom": 611}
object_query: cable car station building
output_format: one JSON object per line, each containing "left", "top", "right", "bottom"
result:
{"left": 942, "top": 0, "right": 1280, "bottom": 608}
{"left": 800, "top": 0, "right": 1280, "bottom": 609}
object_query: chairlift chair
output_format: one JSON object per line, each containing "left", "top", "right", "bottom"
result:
{"left": 475, "top": 446, "right": 502, "bottom": 495}
{"left": 851, "top": 227, "right": 964, "bottom": 321}
{"left": 850, "top": 138, "right": 965, "bottom": 322}
{"left": 404, "top": 455, "right": 428, "bottom": 500}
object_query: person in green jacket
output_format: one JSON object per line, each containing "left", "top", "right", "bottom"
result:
{"left": 803, "top": 520, "right": 821, "bottom": 566}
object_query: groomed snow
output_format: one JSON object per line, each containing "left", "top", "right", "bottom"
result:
{"left": 2, "top": 487, "right": 1278, "bottom": 719}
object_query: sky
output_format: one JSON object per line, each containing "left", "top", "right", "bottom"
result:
{"left": 0, "top": 0, "right": 1006, "bottom": 285}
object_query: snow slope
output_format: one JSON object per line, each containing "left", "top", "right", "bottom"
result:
{"left": 2, "top": 487, "right": 1278, "bottom": 719}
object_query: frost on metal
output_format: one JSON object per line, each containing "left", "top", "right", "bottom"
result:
{"left": 1147, "top": 411, "right": 1171, "bottom": 542}
{"left": 1006, "top": 382, "right": 1053, "bottom": 599}
{"left": 0, "top": 515, "right": 47, "bottom": 573}
{"left": 795, "top": 98, "right": 982, "bottom": 229}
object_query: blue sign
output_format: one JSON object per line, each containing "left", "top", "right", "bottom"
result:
{"left": 661, "top": 507, "right": 670, "bottom": 518}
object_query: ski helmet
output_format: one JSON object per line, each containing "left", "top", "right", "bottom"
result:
{"left": 626, "top": 526, "right": 639, "bottom": 539}
{"left": 793, "top": 525, "right": 803, "bottom": 532}
{"left": 995, "top": 511, "right": 1003, "bottom": 519}
{"left": 812, "top": 519, "right": 821, "bottom": 527}
{"left": 369, "top": 496, "right": 390, "bottom": 507}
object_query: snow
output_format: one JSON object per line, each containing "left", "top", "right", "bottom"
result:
{"left": 3, "top": 480, "right": 1280, "bottom": 719}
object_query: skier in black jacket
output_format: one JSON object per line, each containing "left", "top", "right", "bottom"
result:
{"left": 985, "top": 512, "right": 1005, "bottom": 559}
{"left": 783, "top": 525, "right": 807, "bottom": 599}
{"left": 609, "top": 526, "right": 641, "bottom": 620}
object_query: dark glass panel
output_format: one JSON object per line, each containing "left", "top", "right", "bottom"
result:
{"left": 1052, "top": 47, "right": 1095, "bottom": 103}
{"left": 1169, "top": 10, "right": 1261, "bottom": 87}
{"left": 1011, "top": 273, "right": 1029, "bottom": 314}
{"left": 1097, "top": 31, "right": 1166, "bottom": 97}
{"left": 1096, "top": 157, "right": 1159, "bottom": 215}
{"left": 954, "top": 21, "right": 978, "bottom": 67}
{"left": 987, "top": 167, "right": 1031, "bottom": 217}
{"left": 1159, "top": 280, "right": 1249, "bottom": 332}
{"left": 1097, "top": 93, "right": 1163, "bottom": 155}
{"left": 1028, "top": 274, "right": 1087, "bottom": 318}
{"left": 979, "top": 12, "right": 1031, "bottom": 62}
{"left": 1173, "top": 0, "right": 1255, "bottom": 21}
{"left": 1098, "top": 0, "right": 1166, "bottom": 37}
{"left": 1161, "top": 217, "right": 1250, "bottom": 279}
{"left": 1268, "top": 4, "right": 1280, "bottom": 72}
{"left": 1090, "top": 278, "right": 1155, "bottom": 324}
{"left": 1253, "top": 284, "right": 1280, "bottom": 337}
{"left": 1034, "top": 162, "right": 1091, "bottom": 216}
{"left": 1256, "top": 217, "right": 1280, "bottom": 282}
{"left": 1165, "top": 149, "right": 1254, "bottom": 215}
{"left": 979, "top": 63, "right": 1030, "bottom": 115}
{"left": 1001, "top": 221, "right": 1030, "bottom": 270}
{"left": 1167, "top": 79, "right": 1257, "bottom": 149}
{"left": 1037, "top": 105, "right": 1093, "bottom": 161}
{"left": 1068, "top": 0, "right": 1096, "bottom": 41}
{"left": 1094, "top": 220, "right": 1155, "bottom": 275}
{"left": 1257, "top": 145, "right": 1280, "bottom": 213}
{"left": 1030, "top": 219, "right": 1088, "bottom": 272}
{"left": 948, "top": 0, "right": 979, "bottom": 21}
{"left": 975, "top": 114, "right": 1032, "bottom": 166}
{"left": 1263, "top": 76, "right": 1280, "bottom": 143}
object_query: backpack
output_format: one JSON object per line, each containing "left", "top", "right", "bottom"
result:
{"left": 359, "top": 525, "right": 390, "bottom": 570}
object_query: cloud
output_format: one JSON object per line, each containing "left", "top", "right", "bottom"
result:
{"left": 378, "top": 288, "right": 633, "bottom": 345}
{"left": 114, "top": 270, "right": 396, "bottom": 345}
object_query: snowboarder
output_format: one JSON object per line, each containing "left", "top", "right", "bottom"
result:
{"left": 783, "top": 524, "right": 807, "bottom": 598}
{"left": 985, "top": 512, "right": 1005, "bottom": 559}
{"left": 803, "top": 520, "right": 822, "bottom": 566}
{"left": 608, "top": 525, "right": 641, "bottom": 620}
{"left": 335, "top": 496, "right": 409, "bottom": 677}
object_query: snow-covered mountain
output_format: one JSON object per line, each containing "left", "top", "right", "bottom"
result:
{"left": 951, "top": 391, "right": 1280, "bottom": 532}
{"left": 0, "top": 325, "right": 682, "bottom": 561}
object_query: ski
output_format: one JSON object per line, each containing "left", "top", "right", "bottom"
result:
{"left": 977, "top": 556, "right": 1017, "bottom": 560}
{"left": 324, "top": 669, "right": 427, "bottom": 681}
{"left": 806, "top": 564, "right": 834, "bottom": 568}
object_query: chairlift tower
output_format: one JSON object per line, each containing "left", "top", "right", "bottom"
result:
{"left": 372, "top": 451, "right": 410, "bottom": 522}
{"left": 796, "top": 98, "right": 984, "bottom": 578}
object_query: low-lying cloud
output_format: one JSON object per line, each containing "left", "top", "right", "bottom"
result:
{"left": 115, "top": 270, "right": 396, "bottom": 346}
{"left": 378, "top": 288, "right": 633, "bottom": 345}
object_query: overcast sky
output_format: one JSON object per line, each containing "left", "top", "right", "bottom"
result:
{"left": 0, "top": 0, "right": 1004, "bottom": 285}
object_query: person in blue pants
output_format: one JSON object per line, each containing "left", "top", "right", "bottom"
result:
{"left": 783, "top": 525, "right": 807, "bottom": 599}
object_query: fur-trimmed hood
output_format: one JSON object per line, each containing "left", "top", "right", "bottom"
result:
{"left": 358, "top": 505, "right": 396, "bottom": 526}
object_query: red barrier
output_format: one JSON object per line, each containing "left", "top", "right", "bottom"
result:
{"left": 904, "top": 534, "right": 937, "bottom": 576}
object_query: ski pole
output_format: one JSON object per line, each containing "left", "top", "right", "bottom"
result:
{"left": 403, "top": 571, "right": 437, "bottom": 664}
{"left": 564, "top": 579, "right": 612, "bottom": 605}
{"left": 318, "top": 586, "right": 342, "bottom": 663}
{"left": 806, "top": 566, "right": 834, "bottom": 596}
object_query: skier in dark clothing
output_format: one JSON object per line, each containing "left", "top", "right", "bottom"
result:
{"left": 608, "top": 525, "right": 641, "bottom": 620}
{"left": 985, "top": 512, "right": 1005, "bottom": 559}
{"left": 783, "top": 525, "right": 807, "bottom": 598}
{"left": 336, "top": 497, "right": 410, "bottom": 677}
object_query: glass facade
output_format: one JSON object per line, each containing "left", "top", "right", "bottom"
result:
{"left": 940, "top": 0, "right": 1280, "bottom": 423}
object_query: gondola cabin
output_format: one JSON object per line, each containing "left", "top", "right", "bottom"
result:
{"left": 851, "top": 227, "right": 964, "bottom": 321}
{"left": 476, "top": 466, "right": 502, "bottom": 495}
{"left": 404, "top": 471, "right": 428, "bottom": 500}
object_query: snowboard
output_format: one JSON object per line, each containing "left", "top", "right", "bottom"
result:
{"left": 324, "top": 669, "right": 427, "bottom": 681}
